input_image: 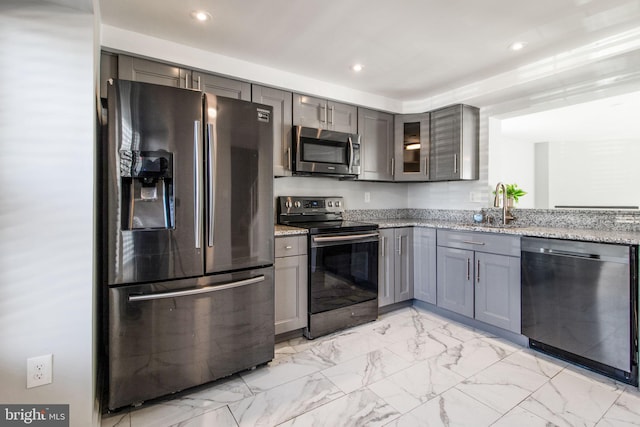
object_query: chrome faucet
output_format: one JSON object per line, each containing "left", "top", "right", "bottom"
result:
{"left": 493, "top": 182, "right": 515, "bottom": 225}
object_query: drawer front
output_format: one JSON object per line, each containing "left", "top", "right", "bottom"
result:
{"left": 275, "top": 236, "right": 307, "bottom": 257}
{"left": 436, "top": 229, "right": 520, "bottom": 257}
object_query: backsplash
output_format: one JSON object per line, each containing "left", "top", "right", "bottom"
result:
{"left": 345, "top": 208, "right": 640, "bottom": 232}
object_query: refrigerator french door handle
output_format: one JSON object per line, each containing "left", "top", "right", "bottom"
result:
{"left": 207, "top": 122, "right": 215, "bottom": 247}
{"left": 128, "top": 275, "right": 266, "bottom": 302}
{"left": 194, "top": 120, "right": 202, "bottom": 249}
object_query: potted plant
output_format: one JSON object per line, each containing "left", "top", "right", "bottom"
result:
{"left": 494, "top": 183, "right": 527, "bottom": 207}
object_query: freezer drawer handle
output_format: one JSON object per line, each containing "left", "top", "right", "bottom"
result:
{"left": 128, "top": 275, "right": 266, "bottom": 302}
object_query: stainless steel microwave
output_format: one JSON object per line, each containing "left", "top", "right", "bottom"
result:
{"left": 293, "top": 126, "right": 361, "bottom": 177}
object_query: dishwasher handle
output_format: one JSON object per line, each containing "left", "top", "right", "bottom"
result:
{"left": 540, "top": 248, "right": 601, "bottom": 260}
{"left": 521, "top": 237, "right": 630, "bottom": 264}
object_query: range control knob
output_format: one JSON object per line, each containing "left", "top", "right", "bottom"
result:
{"left": 335, "top": 200, "right": 341, "bottom": 208}
{"left": 285, "top": 200, "right": 292, "bottom": 208}
{"left": 294, "top": 201, "right": 301, "bottom": 208}
{"left": 327, "top": 201, "right": 333, "bottom": 207}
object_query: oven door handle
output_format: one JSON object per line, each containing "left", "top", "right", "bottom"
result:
{"left": 312, "top": 232, "right": 379, "bottom": 244}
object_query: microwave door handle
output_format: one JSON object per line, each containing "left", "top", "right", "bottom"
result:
{"left": 207, "top": 123, "right": 215, "bottom": 247}
{"left": 348, "top": 136, "right": 354, "bottom": 172}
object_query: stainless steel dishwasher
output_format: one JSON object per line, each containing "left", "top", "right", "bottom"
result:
{"left": 521, "top": 237, "right": 638, "bottom": 385}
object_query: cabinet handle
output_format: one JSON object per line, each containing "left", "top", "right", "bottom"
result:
{"left": 466, "top": 258, "right": 470, "bottom": 280}
{"left": 454, "top": 153, "right": 458, "bottom": 174}
{"left": 391, "top": 158, "right": 395, "bottom": 176}
{"left": 197, "top": 75, "right": 201, "bottom": 91}
{"left": 329, "top": 105, "right": 334, "bottom": 124}
{"left": 286, "top": 147, "right": 291, "bottom": 171}
{"left": 321, "top": 105, "right": 326, "bottom": 123}
{"left": 462, "top": 241, "right": 485, "bottom": 245}
{"left": 380, "top": 236, "right": 386, "bottom": 257}
{"left": 477, "top": 259, "right": 480, "bottom": 283}
{"left": 425, "top": 155, "right": 429, "bottom": 179}
{"left": 284, "top": 245, "right": 293, "bottom": 250}
{"left": 397, "top": 235, "right": 402, "bottom": 255}
{"left": 185, "top": 73, "right": 190, "bottom": 89}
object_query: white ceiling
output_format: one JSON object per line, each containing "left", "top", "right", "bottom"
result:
{"left": 99, "top": 0, "right": 640, "bottom": 102}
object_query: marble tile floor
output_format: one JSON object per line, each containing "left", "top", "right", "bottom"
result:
{"left": 102, "top": 306, "right": 640, "bottom": 427}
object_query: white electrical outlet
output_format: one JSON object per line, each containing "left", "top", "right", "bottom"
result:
{"left": 364, "top": 192, "right": 371, "bottom": 203}
{"left": 27, "top": 354, "right": 52, "bottom": 388}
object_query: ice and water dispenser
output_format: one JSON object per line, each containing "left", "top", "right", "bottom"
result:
{"left": 120, "top": 150, "right": 174, "bottom": 230}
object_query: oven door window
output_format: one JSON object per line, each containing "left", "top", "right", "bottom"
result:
{"left": 309, "top": 239, "right": 378, "bottom": 314}
{"left": 301, "top": 139, "right": 348, "bottom": 165}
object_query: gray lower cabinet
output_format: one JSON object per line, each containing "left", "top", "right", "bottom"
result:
{"left": 436, "top": 229, "right": 521, "bottom": 332}
{"left": 293, "top": 93, "right": 357, "bottom": 133}
{"left": 252, "top": 85, "right": 293, "bottom": 177}
{"left": 474, "top": 251, "right": 520, "bottom": 331}
{"left": 117, "top": 54, "right": 250, "bottom": 99}
{"left": 379, "top": 228, "right": 413, "bottom": 307}
{"left": 413, "top": 227, "right": 437, "bottom": 304}
{"left": 429, "top": 104, "right": 479, "bottom": 181}
{"left": 357, "top": 108, "right": 394, "bottom": 181}
{"left": 274, "top": 236, "right": 308, "bottom": 335}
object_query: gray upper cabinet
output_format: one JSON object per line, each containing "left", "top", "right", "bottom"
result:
{"left": 117, "top": 54, "right": 250, "bottom": 100}
{"left": 379, "top": 228, "right": 414, "bottom": 307}
{"left": 293, "top": 93, "right": 357, "bottom": 133}
{"left": 357, "top": 108, "right": 394, "bottom": 181}
{"left": 194, "top": 71, "right": 250, "bottom": 100}
{"left": 118, "top": 55, "right": 187, "bottom": 88}
{"left": 100, "top": 52, "right": 118, "bottom": 99}
{"left": 394, "top": 113, "right": 430, "bottom": 181}
{"left": 252, "top": 85, "right": 293, "bottom": 177}
{"left": 413, "top": 227, "right": 437, "bottom": 304}
{"left": 436, "top": 229, "right": 521, "bottom": 333}
{"left": 429, "top": 104, "right": 479, "bottom": 181}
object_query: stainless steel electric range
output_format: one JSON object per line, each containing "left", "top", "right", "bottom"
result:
{"left": 278, "top": 196, "right": 379, "bottom": 339}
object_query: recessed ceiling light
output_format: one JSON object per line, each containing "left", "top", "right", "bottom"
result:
{"left": 509, "top": 41, "right": 527, "bottom": 51}
{"left": 191, "top": 10, "right": 211, "bottom": 22}
{"left": 351, "top": 64, "right": 363, "bottom": 72}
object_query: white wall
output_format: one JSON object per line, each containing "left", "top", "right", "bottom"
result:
{"left": 0, "top": 2, "right": 97, "bottom": 426}
{"left": 488, "top": 118, "right": 536, "bottom": 209}
{"left": 274, "top": 177, "right": 407, "bottom": 212}
{"left": 547, "top": 140, "right": 640, "bottom": 208}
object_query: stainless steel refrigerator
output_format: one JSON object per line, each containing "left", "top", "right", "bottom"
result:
{"left": 103, "top": 80, "right": 274, "bottom": 410}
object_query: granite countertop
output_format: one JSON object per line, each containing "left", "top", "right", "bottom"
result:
{"left": 275, "top": 218, "right": 640, "bottom": 244}
{"left": 365, "top": 219, "right": 640, "bottom": 245}
{"left": 275, "top": 224, "right": 308, "bottom": 236}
